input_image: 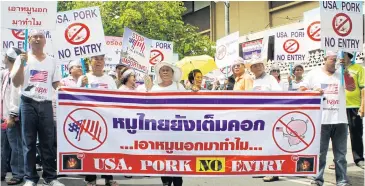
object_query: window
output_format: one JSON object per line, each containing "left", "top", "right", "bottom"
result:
{"left": 194, "top": 1, "right": 210, "bottom": 12}
{"left": 269, "top": 1, "right": 293, "bottom": 9}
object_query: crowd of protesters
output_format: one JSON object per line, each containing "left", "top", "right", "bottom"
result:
{"left": 1, "top": 29, "right": 364, "bottom": 186}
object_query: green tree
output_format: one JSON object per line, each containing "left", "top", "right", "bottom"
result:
{"left": 57, "top": 1, "right": 215, "bottom": 59}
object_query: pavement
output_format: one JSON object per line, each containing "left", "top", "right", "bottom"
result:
{"left": 1, "top": 135, "right": 364, "bottom": 186}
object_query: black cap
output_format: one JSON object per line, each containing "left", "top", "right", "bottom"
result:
{"left": 345, "top": 52, "right": 354, "bottom": 59}
{"left": 116, "top": 63, "right": 127, "bottom": 69}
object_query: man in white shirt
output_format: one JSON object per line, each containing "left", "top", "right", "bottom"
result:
{"left": 77, "top": 55, "right": 117, "bottom": 90}
{"left": 249, "top": 59, "right": 282, "bottom": 91}
{"left": 11, "top": 30, "right": 64, "bottom": 186}
{"left": 78, "top": 54, "right": 118, "bottom": 186}
{"left": 299, "top": 51, "right": 349, "bottom": 186}
{"left": 1, "top": 47, "right": 24, "bottom": 185}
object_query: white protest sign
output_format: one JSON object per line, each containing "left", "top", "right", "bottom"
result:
{"left": 275, "top": 31, "right": 306, "bottom": 62}
{"left": 321, "top": 1, "right": 363, "bottom": 52}
{"left": 148, "top": 40, "right": 174, "bottom": 73}
{"left": 304, "top": 8, "right": 321, "bottom": 51}
{"left": 1, "top": 28, "right": 54, "bottom": 58}
{"left": 53, "top": 7, "right": 106, "bottom": 62}
{"left": 215, "top": 32, "right": 239, "bottom": 68}
{"left": 105, "top": 36, "right": 122, "bottom": 64}
{"left": 1, "top": 2, "right": 57, "bottom": 30}
{"left": 121, "top": 27, "right": 151, "bottom": 73}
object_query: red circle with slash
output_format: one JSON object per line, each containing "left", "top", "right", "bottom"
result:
{"left": 63, "top": 108, "right": 108, "bottom": 151}
{"left": 332, "top": 13, "right": 352, "bottom": 37}
{"left": 150, "top": 49, "right": 164, "bottom": 65}
{"left": 283, "top": 39, "right": 300, "bottom": 54}
{"left": 12, "top": 29, "right": 25, "bottom": 40}
{"left": 307, "top": 21, "right": 321, "bottom": 42}
{"left": 65, "top": 23, "right": 90, "bottom": 45}
{"left": 272, "top": 111, "right": 316, "bottom": 153}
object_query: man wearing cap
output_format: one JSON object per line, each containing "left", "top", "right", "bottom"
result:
{"left": 1, "top": 47, "right": 24, "bottom": 185}
{"left": 299, "top": 51, "right": 349, "bottom": 186}
{"left": 60, "top": 60, "right": 82, "bottom": 87}
{"left": 232, "top": 57, "right": 253, "bottom": 91}
{"left": 77, "top": 54, "right": 118, "bottom": 186}
{"left": 11, "top": 30, "right": 64, "bottom": 186}
{"left": 249, "top": 58, "right": 282, "bottom": 91}
{"left": 343, "top": 52, "right": 365, "bottom": 169}
{"left": 115, "top": 63, "right": 127, "bottom": 89}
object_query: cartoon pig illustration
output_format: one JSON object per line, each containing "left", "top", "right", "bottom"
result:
{"left": 284, "top": 117, "right": 308, "bottom": 146}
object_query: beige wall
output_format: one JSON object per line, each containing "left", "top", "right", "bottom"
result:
{"left": 213, "top": 1, "right": 319, "bottom": 41}
{"left": 270, "top": 1, "right": 319, "bottom": 27}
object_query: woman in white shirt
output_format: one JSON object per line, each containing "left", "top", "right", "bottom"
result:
{"left": 145, "top": 61, "right": 184, "bottom": 186}
{"left": 119, "top": 69, "right": 137, "bottom": 91}
{"left": 270, "top": 64, "right": 288, "bottom": 91}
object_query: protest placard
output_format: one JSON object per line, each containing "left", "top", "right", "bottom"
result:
{"left": 242, "top": 39, "right": 264, "bottom": 61}
{"left": 1, "top": 1, "right": 57, "bottom": 30}
{"left": 148, "top": 40, "right": 174, "bottom": 74}
{"left": 321, "top": 1, "right": 363, "bottom": 52}
{"left": 53, "top": 7, "right": 106, "bottom": 62}
{"left": 57, "top": 88, "right": 322, "bottom": 176}
{"left": 215, "top": 32, "right": 239, "bottom": 68}
{"left": 105, "top": 36, "right": 123, "bottom": 64}
{"left": 121, "top": 27, "right": 151, "bottom": 73}
{"left": 275, "top": 31, "right": 306, "bottom": 62}
{"left": 304, "top": 8, "right": 321, "bottom": 51}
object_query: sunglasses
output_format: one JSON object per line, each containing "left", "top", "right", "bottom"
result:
{"left": 271, "top": 70, "right": 280, "bottom": 73}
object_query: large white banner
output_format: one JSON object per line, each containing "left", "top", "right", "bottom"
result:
{"left": 275, "top": 30, "right": 306, "bottom": 62}
{"left": 53, "top": 7, "right": 106, "bottom": 62}
{"left": 105, "top": 36, "right": 123, "bottom": 64}
{"left": 304, "top": 8, "right": 321, "bottom": 51}
{"left": 215, "top": 32, "right": 239, "bottom": 68}
{"left": 57, "top": 88, "right": 322, "bottom": 176}
{"left": 1, "top": 1, "right": 57, "bottom": 30}
{"left": 121, "top": 27, "right": 151, "bottom": 73}
{"left": 320, "top": 1, "right": 363, "bottom": 52}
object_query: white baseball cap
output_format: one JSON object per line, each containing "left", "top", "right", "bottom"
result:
{"left": 6, "top": 47, "right": 22, "bottom": 60}
{"left": 68, "top": 60, "right": 82, "bottom": 72}
{"left": 29, "top": 29, "right": 45, "bottom": 37}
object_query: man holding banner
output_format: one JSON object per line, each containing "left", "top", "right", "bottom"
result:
{"left": 11, "top": 30, "right": 64, "bottom": 186}
{"left": 299, "top": 51, "right": 349, "bottom": 186}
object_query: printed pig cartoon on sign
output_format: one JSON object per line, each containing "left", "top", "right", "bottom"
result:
{"left": 283, "top": 117, "right": 308, "bottom": 146}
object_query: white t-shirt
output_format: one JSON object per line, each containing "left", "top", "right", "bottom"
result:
{"left": 300, "top": 67, "right": 347, "bottom": 125}
{"left": 151, "top": 82, "right": 186, "bottom": 92}
{"left": 12, "top": 54, "right": 60, "bottom": 101}
{"left": 252, "top": 74, "right": 282, "bottom": 91}
{"left": 77, "top": 73, "right": 117, "bottom": 90}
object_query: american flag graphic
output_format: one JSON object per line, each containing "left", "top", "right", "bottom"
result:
{"left": 129, "top": 38, "right": 145, "bottom": 53}
{"left": 90, "top": 83, "right": 108, "bottom": 89}
{"left": 321, "top": 84, "right": 338, "bottom": 94}
{"left": 276, "top": 127, "right": 283, "bottom": 132}
{"left": 30, "top": 70, "right": 48, "bottom": 83}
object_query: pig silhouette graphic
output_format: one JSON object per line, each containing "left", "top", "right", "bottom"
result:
{"left": 283, "top": 117, "right": 308, "bottom": 146}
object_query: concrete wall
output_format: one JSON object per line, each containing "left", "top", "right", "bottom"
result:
{"left": 213, "top": 1, "right": 319, "bottom": 40}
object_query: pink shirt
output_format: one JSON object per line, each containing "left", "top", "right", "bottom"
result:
{"left": 60, "top": 76, "right": 79, "bottom": 87}
{"left": 119, "top": 85, "right": 136, "bottom": 91}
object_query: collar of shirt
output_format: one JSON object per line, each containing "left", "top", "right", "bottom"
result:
{"left": 254, "top": 72, "right": 267, "bottom": 80}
